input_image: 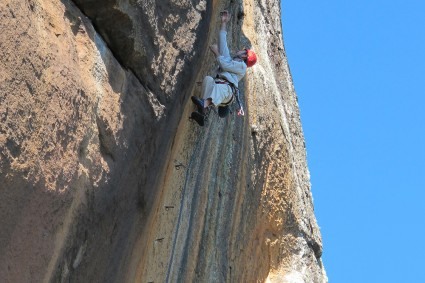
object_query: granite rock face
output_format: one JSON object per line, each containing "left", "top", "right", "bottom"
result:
{"left": 0, "top": 0, "right": 326, "bottom": 282}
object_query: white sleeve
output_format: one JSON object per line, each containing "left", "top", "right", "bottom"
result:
{"left": 217, "top": 56, "right": 246, "bottom": 76}
{"left": 218, "top": 30, "right": 231, "bottom": 59}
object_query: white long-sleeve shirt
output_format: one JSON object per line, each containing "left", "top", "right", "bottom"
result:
{"left": 216, "top": 30, "right": 246, "bottom": 87}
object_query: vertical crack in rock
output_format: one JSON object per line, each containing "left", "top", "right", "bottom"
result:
{"left": 96, "top": 115, "right": 116, "bottom": 163}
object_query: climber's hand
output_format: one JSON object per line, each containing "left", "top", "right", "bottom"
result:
{"left": 209, "top": 44, "right": 219, "bottom": 57}
{"left": 237, "top": 108, "right": 245, "bottom": 116}
{"left": 220, "top": 10, "right": 230, "bottom": 23}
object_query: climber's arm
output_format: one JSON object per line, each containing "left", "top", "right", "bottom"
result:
{"left": 210, "top": 44, "right": 246, "bottom": 76}
{"left": 220, "top": 10, "right": 230, "bottom": 31}
{"left": 218, "top": 10, "right": 231, "bottom": 58}
{"left": 214, "top": 11, "right": 246, "bottom": 74}
{"left": 216, "top": 56, "right": 246, "bottom": 76}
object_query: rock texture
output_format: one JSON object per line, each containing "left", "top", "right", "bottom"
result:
{"left": 0, "top": 0, "right": 326, "bottom": 282}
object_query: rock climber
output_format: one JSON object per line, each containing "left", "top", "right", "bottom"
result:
{"left": 190, "top": 10, "right": 257, "bottom": 126}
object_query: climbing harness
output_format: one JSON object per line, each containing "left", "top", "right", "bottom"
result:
{"left": 189, "top": 76, "right": 245, "bottom": 126}
{"left": 215, "top": 75, "right": 244, "bottom": 116}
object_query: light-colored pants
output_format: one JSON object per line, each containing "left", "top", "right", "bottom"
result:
{"left": 202, "top": 76, "right": 232, "bottom": 106}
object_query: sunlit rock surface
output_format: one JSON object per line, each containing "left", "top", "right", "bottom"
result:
{"left": 0, "top": 0, "right": 326, "bottom": 282}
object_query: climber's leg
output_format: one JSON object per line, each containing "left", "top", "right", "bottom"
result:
{"left": 190, "top": 111, "right": 205, "bottom": 126}
{"left": 201, "top": 76, "right": 215, "bottom": 99}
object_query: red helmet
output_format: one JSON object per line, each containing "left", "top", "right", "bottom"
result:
{"left": 245, "top": 49, "right": 257, "bottom": 67}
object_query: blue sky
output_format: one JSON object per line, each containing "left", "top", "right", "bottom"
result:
{"left": 281, "top": 1, "right": 425, "bottom": 282}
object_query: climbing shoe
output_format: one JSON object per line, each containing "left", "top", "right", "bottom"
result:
{"left": 190, "top": 111, "right": 205, "bottom": 126}
{"left": 218, "top": 105, "right": 230, "bottom": 118}
{"left": 191, "top": 96, "right": 204, "bottom": 114}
